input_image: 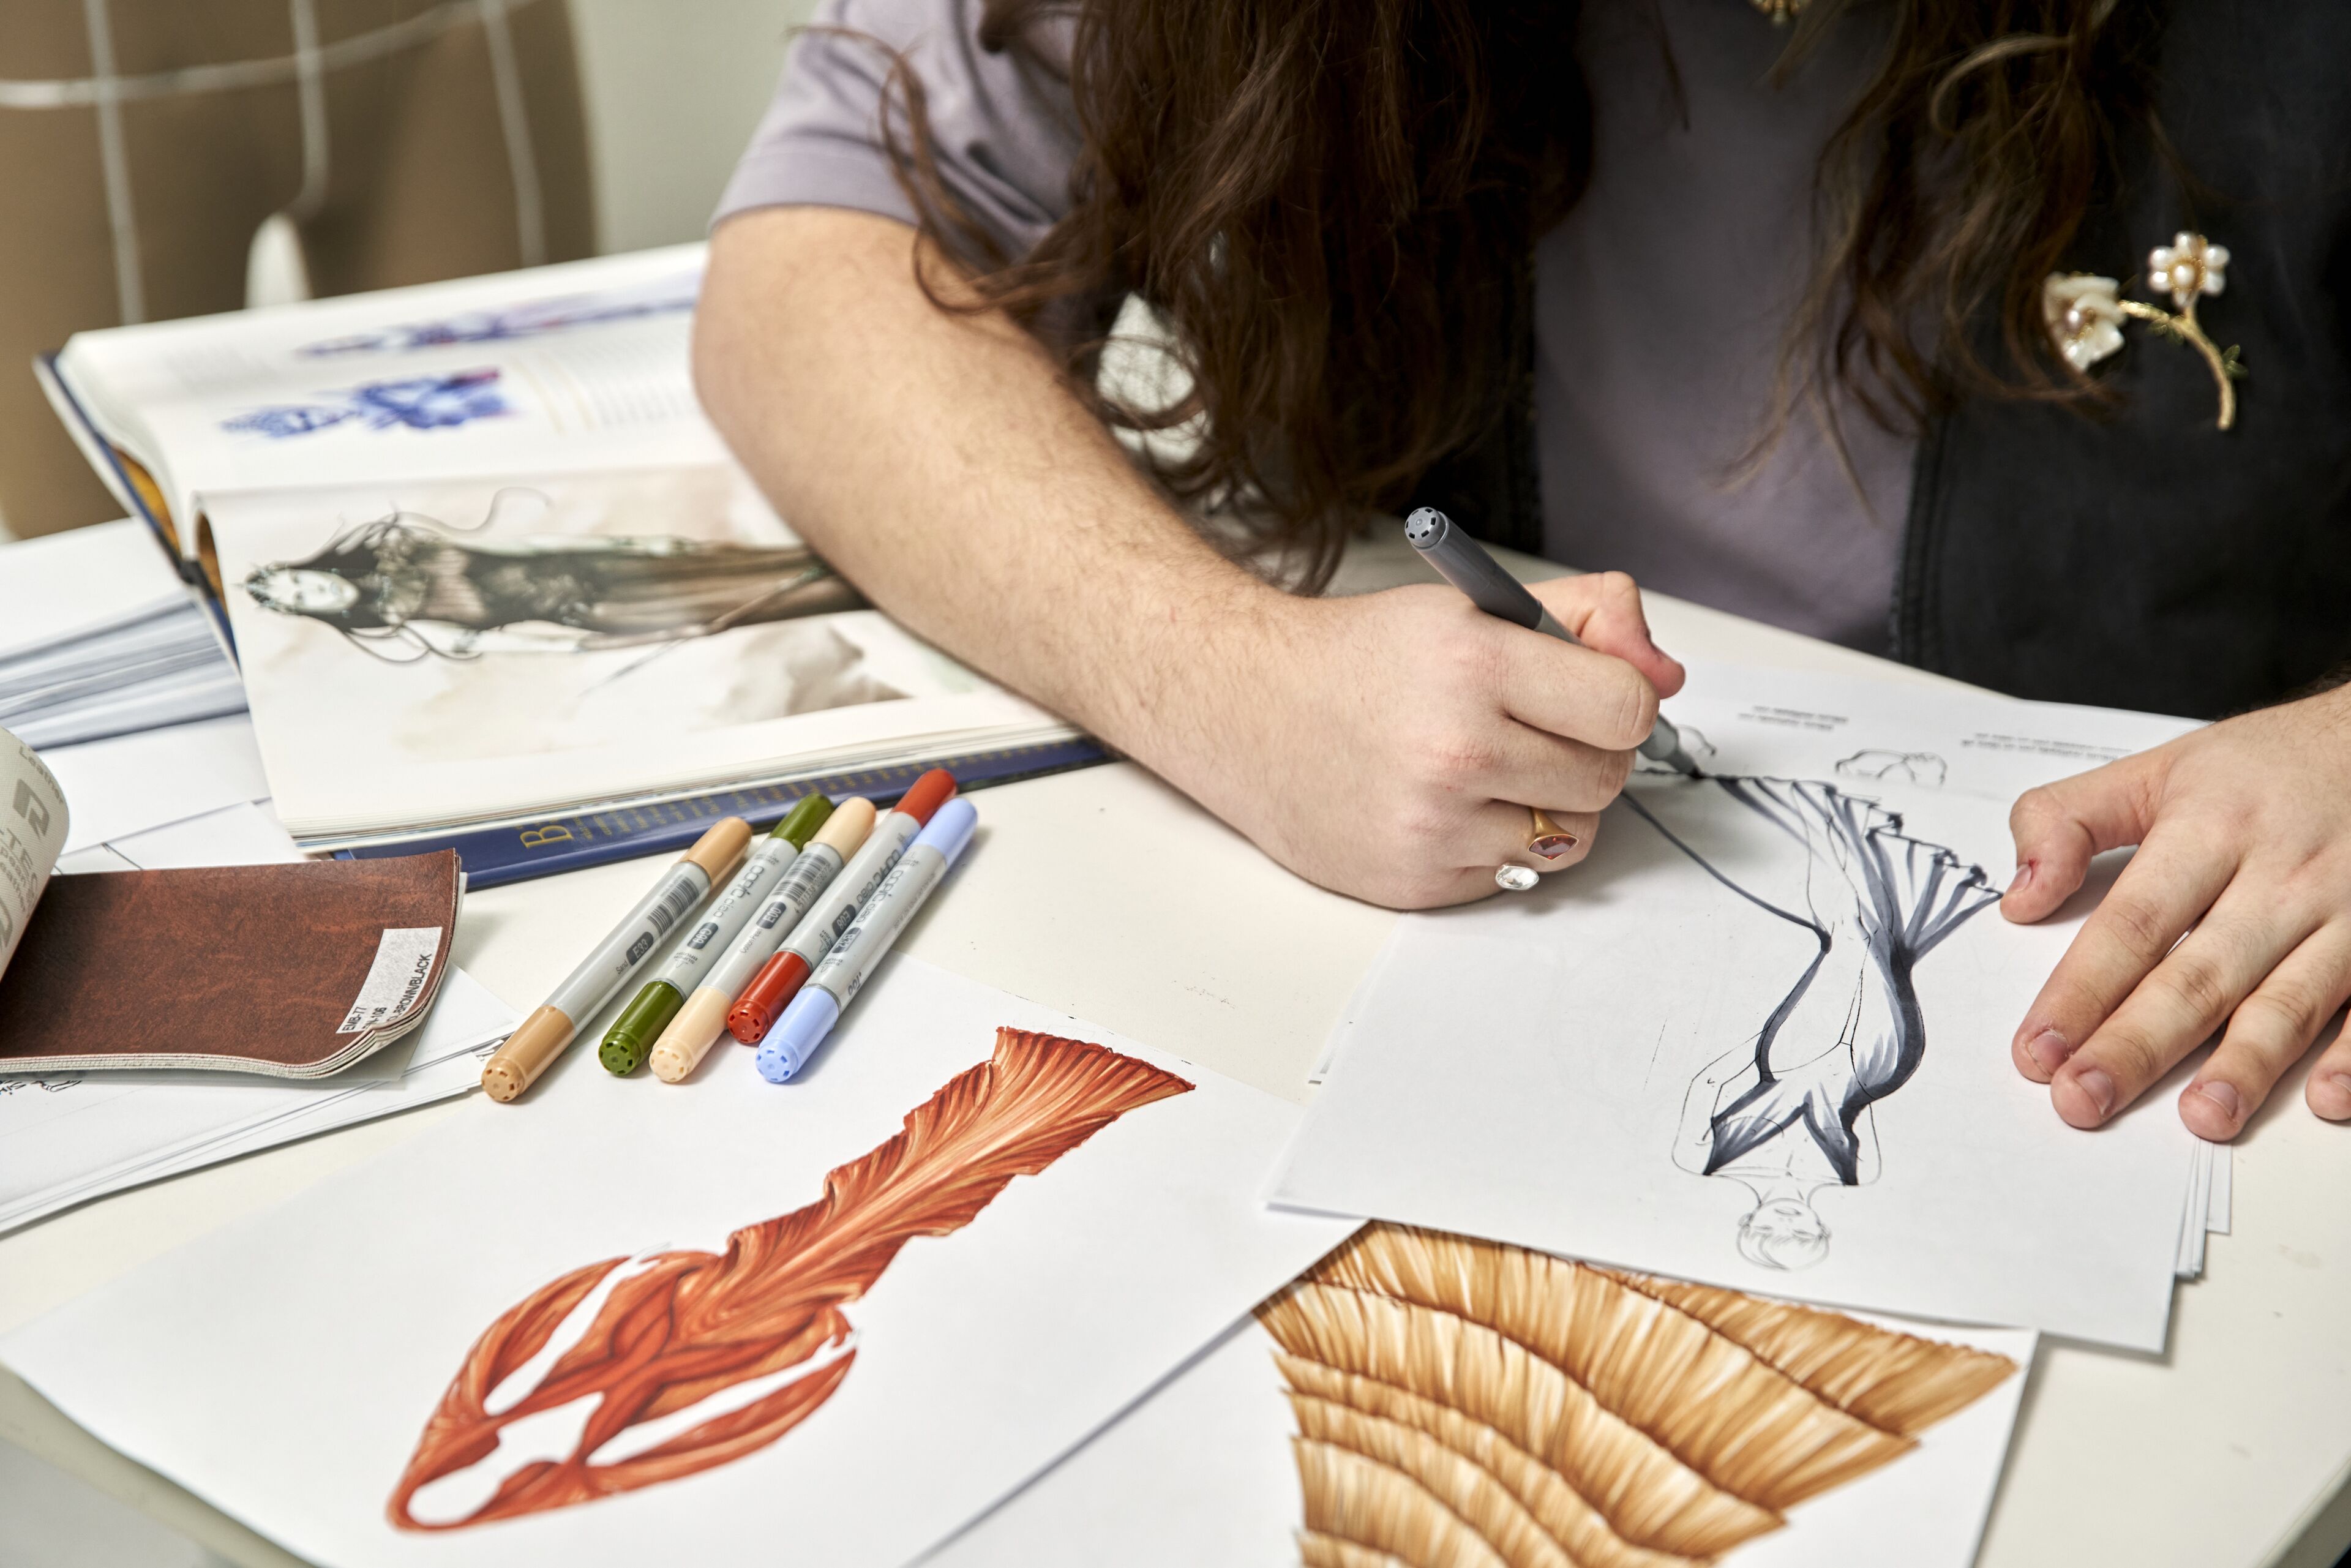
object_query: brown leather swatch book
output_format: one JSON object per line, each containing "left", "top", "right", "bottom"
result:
{"left": 0, "top": 850, "right": 462, "bottom": 1079}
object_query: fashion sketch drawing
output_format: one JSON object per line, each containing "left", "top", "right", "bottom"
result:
{"left": 1256, "top": 1223, "right": 2017, "bottom": 1566}
{"left": 388, "top": 1029, "right": 1192, "bottom": 1529}
{"left": 1627, "top": 778, "right": 2001, "bottom": 1271}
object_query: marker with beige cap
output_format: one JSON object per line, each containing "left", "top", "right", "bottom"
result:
{"left": 481, "top": 817, "right": 753, "bottom": 1103}
{"left": 725, "top": 769, "right": 958, "bottom": 1044}
{"left": 600, "top": 795, "right": 837, "bottom": 1077}
{"left": 647, "top": 797, "right": 877, "bottom": 1084}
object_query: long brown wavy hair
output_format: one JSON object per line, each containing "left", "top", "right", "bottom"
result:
{"left": 879, "top": 0, "right": 2156, "bottom": 584}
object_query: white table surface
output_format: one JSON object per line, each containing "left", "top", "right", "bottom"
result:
{"left": 3, "top": 536, "right": 2346, "bottom": 1568}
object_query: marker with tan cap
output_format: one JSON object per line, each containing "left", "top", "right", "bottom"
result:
{"left": 647, "top": 797, "right": 877, "bottom": 1084}
{"left": 481, "top": 817, "right": 752, "bottom": 1103}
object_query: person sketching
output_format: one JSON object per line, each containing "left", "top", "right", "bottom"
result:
{"left": 242, "top": 514, "right": 861, "bottom": 661}
{"left": 694, "top": 0, "right": 2351, "bottom": 1142}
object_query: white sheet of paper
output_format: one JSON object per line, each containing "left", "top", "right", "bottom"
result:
{"left": 934, "top": 1307, "right": 2034, "bottom": 1568}
{"left": 0, "top": 519, "right": 190, "bottom": 662}
{"left": 929, "top": 1316, "right": 1321, "bottom": 1568}
{"left": 99, "top": 799, "right": 303, "bottom": 869}
{"left": 0, "top": 957, "right": 1352, "bottom": 1568}
{"left": 0, "top": 968, "right": 513, "bottom": 1234}
{"left": 2208, "top": 1142, "right": 2233, "bottom": 1236}
{"left": 1650, "top": 661, "right": 2201, "bottom": 802}
{"left": 2176, "top": 1140, "right": 2215, "bottom": 1279}
{"left": 1278, "top": 771, "right": 2199, "bottom": 1352}
{"left": 37, "top": 715, "right": 271, "bottom": 853}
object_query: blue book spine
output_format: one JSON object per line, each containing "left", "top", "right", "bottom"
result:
{"left": 332, "top": 738, "right": 1110, "bottom": 889}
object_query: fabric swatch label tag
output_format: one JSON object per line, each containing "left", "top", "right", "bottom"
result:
{"left": 337, "top": 928, "right": 444, "bottom": 1033}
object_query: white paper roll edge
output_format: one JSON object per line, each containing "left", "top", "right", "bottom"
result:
{"left": 0, "top": 724, "right": 70, "bottom": 980}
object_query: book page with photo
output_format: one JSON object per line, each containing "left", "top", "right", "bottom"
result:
{"left": 206, "top": 467, "right": 1066, "bottom": 846}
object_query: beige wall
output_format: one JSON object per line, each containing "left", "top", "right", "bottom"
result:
{"left": 569, "top": 0, "right": 822, "bottom": 255}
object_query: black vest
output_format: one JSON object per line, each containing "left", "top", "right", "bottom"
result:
{"left": 1421, "top": 2, "right": 2351, "bottom": 722}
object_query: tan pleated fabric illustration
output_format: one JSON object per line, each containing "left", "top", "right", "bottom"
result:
{"left": 1256, "top": 1224, "right": 2017, "bottom": 1568}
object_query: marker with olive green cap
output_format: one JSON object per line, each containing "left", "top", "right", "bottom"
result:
{"left": 599, "top": 795, "right": 835, "bottom": 1075}
{"left": 481, "top": 817, "right": 752, "bottom": 1103}
{"left": 647, "top": 797, "right": 877, "bottom": 1083}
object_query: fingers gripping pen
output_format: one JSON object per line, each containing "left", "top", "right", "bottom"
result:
{"left": 1404, "top": 507, "right": 1700, "bottom": 778}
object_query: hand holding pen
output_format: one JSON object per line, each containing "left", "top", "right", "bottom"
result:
{"left": 1404, "top": 507, "right": 1693, "bottom": 893}
{"left": 1143, "top": 511, "right": 1682, "bottom": 910}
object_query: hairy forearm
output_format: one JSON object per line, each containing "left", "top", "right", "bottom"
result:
{"left": 696, "top": 208, "right": 1686, "bottom": 912}
{"left": 694, "top": 206, "right": 1284, "bottom": 780}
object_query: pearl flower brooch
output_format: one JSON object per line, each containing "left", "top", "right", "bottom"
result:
{"left": 2044, "top": 274, "right": 2126, "bottom": 372}
{"left": 2149, "top": 232, "right": 2229, "bottom": 309}
{"left": 2044, "top": 231, "right": 2245, "bottom": 429}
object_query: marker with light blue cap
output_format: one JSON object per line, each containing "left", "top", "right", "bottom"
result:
{"left": 756, "top": 797, "right": 979, "bottom": 1083}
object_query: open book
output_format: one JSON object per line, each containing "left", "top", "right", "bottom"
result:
{"left": 40, "top": 246, "right": 1093, "bottom": 860}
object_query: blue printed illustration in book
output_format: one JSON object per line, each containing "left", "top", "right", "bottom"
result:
{"left": 296, "top": 270, "right": 700, "bottom": 358}
{"left": 222, "top": 370, "right": 510, "bottom": 439}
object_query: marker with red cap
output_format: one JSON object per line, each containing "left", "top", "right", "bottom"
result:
{"left": 726, "top": 768, "right": 958, "bottom": 1043}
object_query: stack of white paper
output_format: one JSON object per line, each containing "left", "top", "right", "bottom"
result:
{"left": 0, "top": 969, "right": 514, "bottom": 1235}
{"left": 0, "top": 520, "right": 244, "bottom": 750}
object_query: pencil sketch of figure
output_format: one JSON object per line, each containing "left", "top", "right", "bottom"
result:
{"left": 240, "top": 508, "right": 868, "bottom": 667}
{"left": 0, "top": 1076, "right": 78, "bottom": 1097}
{"left": 1630, "top": 779, "right": 1999, "bottom": 1271}
{"left": 1835, "top": 748, "right": 1948, "bottom": 787}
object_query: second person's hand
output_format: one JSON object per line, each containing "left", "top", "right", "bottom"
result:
{"left": 2003, "top": 685, "right": 2351, "bottom": 1139}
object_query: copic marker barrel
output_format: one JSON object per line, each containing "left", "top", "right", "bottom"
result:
{"left": 481, "top": 817, "right": 751, "bottom": 1103}
{"left": 599, "top": 795, "right": 833, "bottom": 1075}
{"left": 727, "top": 768, "right": 957, "bottom": 1043}
{"left": 647, "top": 797, "right": 877, "bottom": 1083}
{"left": 757, "top": 797, "right": 978, "bottom": 1082}
{"left": 1404, "top": 506, "right": 1700, "bottom": 776}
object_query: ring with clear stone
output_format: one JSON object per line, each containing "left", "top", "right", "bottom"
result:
{"left": 1494, "top": 863, "right": 1540, "bottom": 893}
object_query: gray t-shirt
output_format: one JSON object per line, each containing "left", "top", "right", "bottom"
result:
{"left": 716, "top": 0, "right": 1911, "bottom": 651}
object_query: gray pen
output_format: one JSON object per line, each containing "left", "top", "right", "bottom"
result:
{"left": 1404, "top": 506, "right": 1701, "bottom": 777}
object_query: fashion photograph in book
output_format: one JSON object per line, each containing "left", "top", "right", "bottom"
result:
{"left": 209, "top": 467, "right": 975, "bottom": 779}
